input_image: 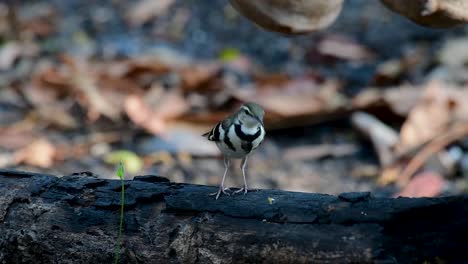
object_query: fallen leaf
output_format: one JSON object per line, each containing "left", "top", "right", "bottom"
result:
{"left": 232, "top": 77, "right": 346, "bottom": 129}
{"left": 351, "top": 112, "right": 399, "bottom": 166}
{"left": 127, "top": 0, "right": 175, "bottom": 26}
{"left": 397, "top": 80, "right": 468, "bottom": 154}
{"left": 125, "top": 95, "right": 166, "bottom": 135}
{"left": 110, "top": 58, "right": 172, "bottom": 79}
{"left": 397, "top": 122, "right": 468, "bottom": 186}
{"left": 381, "top": 0, "right": 468, "bottom": 28}
{"left": 219, "top": 48, "right": 241, "bottom": 62}
{"left": 144, "top": 152, "right": 175, "bottom": 167}
{"left": 65, "top": 57, "right": 122, "bottom": 121}
{"left": 268, "top": 197, "right": 275, "bottom": 204}
{"left": 22, "top": 79, "right": 78, "bottom": 129}
{"left": 378, "top": 164, "right": 403, "bottom": 186}
{"left": 0, "top": 128, "right": 36, "bottom": 150}
{"left": 14, "top": 138, "right": 56, "bottom": 168}
{"left": 352, "top": 85, "right": 422, "bottom": 117}
{"left": 124, "top": 88, "right": 189, "bottom": 135}
{"left": 179, "top": 63, "right": 221, "bottom": 92}
{"left": 317, "top": 34, "right": 375, "bottom": 61}
{"left": 18, "top": 3, "right": 57, "bottom": 37}
{"left": 0, "top": 42, "right": 21, "bottom": 70}
{"left": 438, "top": 37, "right": 468, "bottom": 67}
{"left": 395, "top": 171, "right": 444, "bottom": 198}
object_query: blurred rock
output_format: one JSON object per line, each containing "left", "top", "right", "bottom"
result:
{"left": 381, "top": 0, "right": 468, "bottom": 28}
{"left": 230, "top": 0, "right": 343, "bottom": 34}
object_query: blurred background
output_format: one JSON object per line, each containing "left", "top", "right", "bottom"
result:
{"left": 1, "top": 0, "right": 468, "bottom": 197}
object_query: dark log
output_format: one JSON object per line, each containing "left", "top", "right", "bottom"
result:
{"left": 0, "top": 169, "right": 467, "bottom": 263}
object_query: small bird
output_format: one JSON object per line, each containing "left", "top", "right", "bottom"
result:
{"left": 203, "top": 102, "right": 266, "bottom": 199}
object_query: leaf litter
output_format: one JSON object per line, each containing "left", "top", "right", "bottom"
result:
{"left": 2, "top": 0, "right": 468, "bottom": 197}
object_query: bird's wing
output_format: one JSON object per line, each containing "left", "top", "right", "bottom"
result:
{"left": 202, "top": 114, "right": 235, "bottom": 141}
{"left": 220, "top": 114, "right": 234, "bottom": 130}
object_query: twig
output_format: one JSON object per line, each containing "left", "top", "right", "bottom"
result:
{"left": 397, "top": 122, "right": 468, "bottom": 186}
{"left": 351, "top": 112, "right": 399, "bottom": 166}
{"left": 6, "top": 0, "right": 20, "bottom": 40}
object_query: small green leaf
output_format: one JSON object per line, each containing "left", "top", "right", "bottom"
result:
{"left": 268, "top": 197, "right": 275, "bottom": 204}
{"left": 117, "top": 161, "right": 125, "bottom": 180}
{"left": 105, "top": 150, "right": 144, "bottom": 174}
{"left": 219, "top": 47, "right": 241, "bottom": 62}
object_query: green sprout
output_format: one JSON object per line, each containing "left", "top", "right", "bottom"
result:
{"left": 114, "top": 161, "right": 125, "bottom": 264}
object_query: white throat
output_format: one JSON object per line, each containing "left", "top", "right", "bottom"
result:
{"left": 241, "top": 123, "right": 260, "bottom": 135}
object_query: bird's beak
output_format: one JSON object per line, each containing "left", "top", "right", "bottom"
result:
{"left": 255, "top": 116, "right": 264, "bottom": 126}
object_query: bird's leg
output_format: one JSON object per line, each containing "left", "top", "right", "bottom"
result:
{"left": 210, "top": 157, "right": 231, "bottom": 199}
{"left": 234, "top": 156, "right": 249, "bottom": 195}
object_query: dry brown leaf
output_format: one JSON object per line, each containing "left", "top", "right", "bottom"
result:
{"left": 372, "top": 81, "right": 468, "bottom": 185}
{"left": 37, "top": 67, "right": 70, "bottom": 90}
{"left": 35, "top": 104, "right": 78, "bottom": 129}
{"left": 395, "top": 171, "right": 444, "bottom": 198}
{"left": 64, "top": 56, "right": 121, "bottom": 121}
{"left": 438, "top": 37, "right": 468, "bottom": 67}
{"left": 125, "top": 95, "right": 166, "bottom": 135}
{"left": 14, "top": 138, "right": 56, "bottom": 168}
{"left": 0, "top": 42, "right": 39, "bottom": 70}
{"left": 381, "top": 0, "right": 468, "bottom": 28}
{"left": 317, "top": 35, "right": 375, "bottom": 61}
{"left": 178, "top": 111, "right": 233, "bottom": 126}
{"left": 19, "top": 3, "right": 57, "bottom": 37}
{"left": 0, "top": 129, "right": 36, "bottom": 150}
{"left": 0, "top": 42, "right": 21, "bottom": 70}
{"left": 378, "top": 164, "right": 403, "bottom": 186}
{"left": 124, "top": 90, "right": 189, "bottom": 135}
{"left": 23, "top": 81, "right": 77, "bottom": 129}
{"left": 145, "top": 86, "right": 190, "bottom": 120}
{"left": 352, "top": 85, "right": 422, "bottom": 116}
{"left": 105, "top": 59, "right": 171, "bottom": 79}
{"left": 179, "top": 63, "right": 221, "bottom": 92}
{"left": 234, "top": 77, "right": 325, "bottom": 116}
{"left": 351, "top": 112, "right": 399, "bottom": 166}
{"left": 397, "top": 122, "right": 468, "bottom": 186}
{"left": 396, "top": 80, "right": 468, "bottom": 154}
{"left": 127, "top": 0, "right": 175, "bottom": 26}
{"left": 254, "top": 73, "right": 291, "bottom": 87}
{"left": 232, "top": 78, "right": 346, "bottom": 129}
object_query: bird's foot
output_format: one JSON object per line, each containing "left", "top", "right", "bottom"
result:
{"left": 233, "top": 187, "right": 248, "bottom": 195}
{"left": 210, "top": 187, "right": 231, "bottom": 200}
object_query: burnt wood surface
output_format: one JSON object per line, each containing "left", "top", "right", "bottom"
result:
{"left": 0, "top": 169, "right": 467, "bottom": 263}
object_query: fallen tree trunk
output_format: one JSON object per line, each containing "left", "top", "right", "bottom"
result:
{"left": 0, "top": 169, "right": 467, "bottom": 263}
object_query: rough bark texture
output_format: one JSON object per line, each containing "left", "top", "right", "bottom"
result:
{"left": 0, "top": 169, "right": 467, "bottom": 264}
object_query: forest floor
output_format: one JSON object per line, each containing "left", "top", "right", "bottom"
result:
{"left": 1, "top": 0, "right": 468, "bottom": 197}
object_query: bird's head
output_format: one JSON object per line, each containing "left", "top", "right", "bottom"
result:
{"left": 237, "top": 102, "right": 265, "bottom": 128}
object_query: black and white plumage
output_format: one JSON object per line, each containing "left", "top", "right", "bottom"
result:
{"left": 203, "top": 102, "right": 266, "bottom": 199}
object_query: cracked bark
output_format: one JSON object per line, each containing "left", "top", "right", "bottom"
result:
{"left": 0, "top": 169, "right": 467, "bottom": 264}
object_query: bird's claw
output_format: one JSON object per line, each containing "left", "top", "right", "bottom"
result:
{"left": 210, "top": 187, "right": 231, "bottom": 200}
{"left": 233, "top": 187, "right": 248, "bottom": 195}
